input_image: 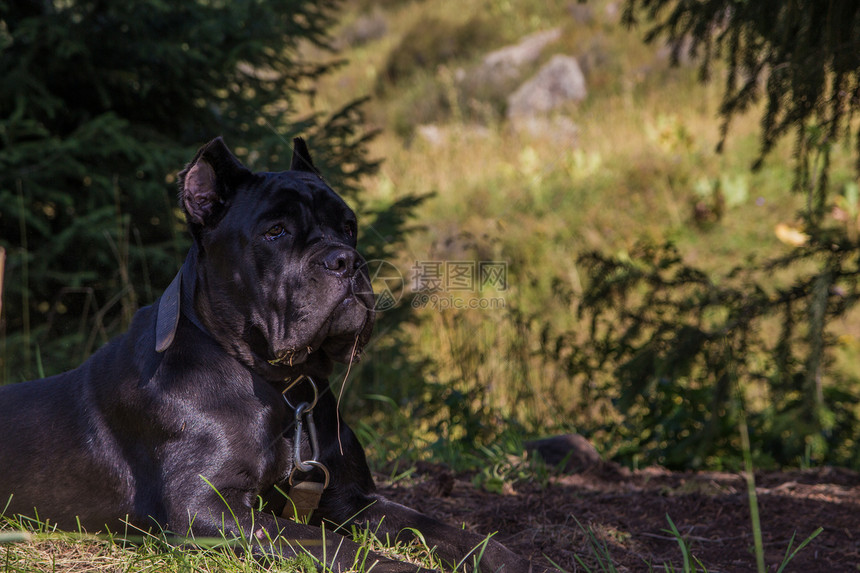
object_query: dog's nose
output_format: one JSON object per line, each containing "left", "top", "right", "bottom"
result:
{"left": 322, "top": 247, "right": 359, "bottom": 277}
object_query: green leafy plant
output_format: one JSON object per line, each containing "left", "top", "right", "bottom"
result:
{"left": 570, "top": 240, "right": 860, "bottom": 469}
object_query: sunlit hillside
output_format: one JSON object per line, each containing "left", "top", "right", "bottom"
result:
{"left": 298, "top": 0, "right": 860, "bottom": 471}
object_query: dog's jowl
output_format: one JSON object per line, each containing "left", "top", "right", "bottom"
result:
{"left": 0, "top": 138, "right": 534, "bottom": 572}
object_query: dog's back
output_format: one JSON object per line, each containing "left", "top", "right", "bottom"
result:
{"left": 0, "top": 309, "right": 152, "bottom": 530}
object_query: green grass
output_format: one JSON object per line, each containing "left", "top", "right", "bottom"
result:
{"left": 0, "top": 512, "right": 448, "bottom": 573}
{"left": 0, "top": 518, "right": 274, "bottom": 573}
{"left": 1, "top": 508, "right": 823, "bottom": 573}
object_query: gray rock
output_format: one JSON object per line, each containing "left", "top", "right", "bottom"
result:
{"left": 478, "top": 28, "right": 562, "bottom": 83}
{"left": 525, "top": 434, "right": 601, "bottom": 472}
{"left": 604, "top": 2, "right": 621, "bottom": 23}
{"left": 338, "top": 9, "right": 387, "bottom": 49}
{"left": 416, "top": 124, "right": 446, "bottom": 147}
{"left": 507, "top": 54, "right": 587, "bottom": 119}
{"left": 567, "top": 2, "right": 594, "bottom": 24}
{"left": 416, "top": 124, "right": 492, "bottom": 147}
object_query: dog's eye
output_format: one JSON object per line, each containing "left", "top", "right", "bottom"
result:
{"left": 264, "top": 224, "right": 287, "bottom": 241}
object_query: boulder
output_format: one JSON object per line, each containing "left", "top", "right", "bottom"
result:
{"left": 478, "top": 27, "right": 562, "bottom": 83}
{"left": 338, "top": 9, "right": 388, "bottom": 49}
{"left": 507, "top": 54, "right": 587, "bottom": 119}
{"left": 415, "top": 124, "right": 492, "bottom": 147}
{"left": 525, "top": 434, "right": 601, "bottom": 472}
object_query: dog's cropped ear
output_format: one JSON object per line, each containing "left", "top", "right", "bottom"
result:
{"left": 290, "top": 137, "right": 317, "bottom": 173}
{"left": 179, "top": 137, "right": 249, "bottom": 227}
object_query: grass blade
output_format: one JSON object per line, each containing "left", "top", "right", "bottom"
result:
{"left": 775, "top": 527, "right": 823, "bottom": 573}
{"left": 738, "top": 409, "right": 765, "bottom": 573}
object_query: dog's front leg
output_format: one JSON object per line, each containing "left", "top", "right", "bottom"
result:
{"left": 349, "top": 495, "right": 535, "bottom": 573}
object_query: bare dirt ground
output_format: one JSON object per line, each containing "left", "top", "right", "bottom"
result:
{"left": 380, "top": 464, "right": 860, "bottom": 572}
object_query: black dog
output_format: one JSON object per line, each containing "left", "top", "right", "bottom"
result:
{"left": 0, "top": 138, "right": 533, "bottom": 572}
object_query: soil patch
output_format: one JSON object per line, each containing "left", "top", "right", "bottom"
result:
{"left": 379, "top": 465, "right": 860, "bottom": 571}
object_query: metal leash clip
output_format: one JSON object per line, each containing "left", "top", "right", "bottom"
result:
{"left": 281, "top": 376, "right": 330, "bottom": 522}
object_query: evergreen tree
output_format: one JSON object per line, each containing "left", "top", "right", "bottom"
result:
{"left": 624, "top": 0, "right": 860, "bottom": 224}
{"left": 568, "top": 1, "right": 860, "bottom": 468}
{"left": 0, "top": 1, "right": 405, "bottom": 381}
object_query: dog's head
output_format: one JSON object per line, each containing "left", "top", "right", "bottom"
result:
{"left": 176, "top": 137, "right": 375, "bottom": 380}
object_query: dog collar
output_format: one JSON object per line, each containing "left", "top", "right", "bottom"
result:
{"left": 280, "top": 375, "right": 330, "bottom": 522}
